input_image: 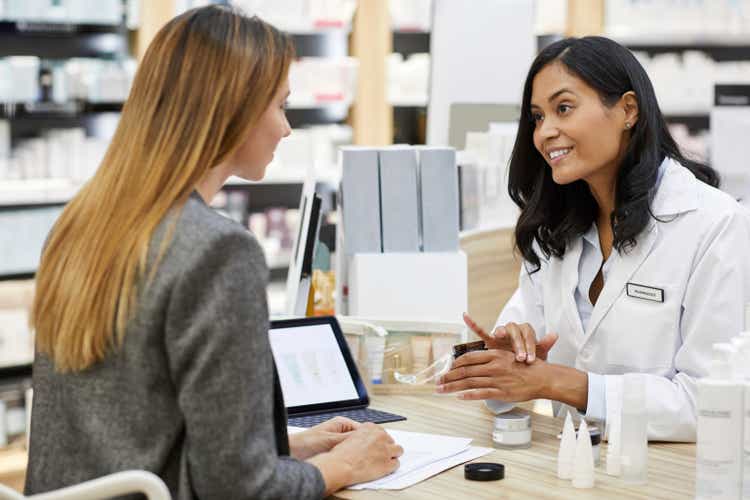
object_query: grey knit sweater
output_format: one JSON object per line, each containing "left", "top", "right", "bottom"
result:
{"left": 25, "top": 192, "right": 325, "bottom": 499}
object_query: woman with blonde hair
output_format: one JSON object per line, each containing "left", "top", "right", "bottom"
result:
{"left": 25, "top": 5, "right": 402, "bottom": 498}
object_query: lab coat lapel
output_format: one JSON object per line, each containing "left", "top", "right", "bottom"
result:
{"left": 582, "top": 219, "right": 658, "bottom": 346}
{"left": 562, "top": 237, "right": 586, "bottom": 338}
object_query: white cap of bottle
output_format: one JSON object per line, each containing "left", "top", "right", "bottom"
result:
{"left": 572, "top": 419, "right": 595, "bottom": 488}
{"left": 557, "top": 411, "right": 576, "bottom": 479}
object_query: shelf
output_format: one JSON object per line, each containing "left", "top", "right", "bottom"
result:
{"left": 0, "top": 20, "right": 123, "bottom": 34}
{"left": 664, "top": 113, "right": 710, "bottom": 131}
{"left": 0, "top": 101, "right": 123, "bottom": 119}
{"left": 393, "top": 30, "right": 431, "bottom": 56}
{"left": 0, "top": 23, "right": 127, "bottom": 58}
{"left": 392, "top": 28, "right": 431, "bottom": 34}
{"left": 285, "top": 106, "right": 350, "bottom": 127}
{"left": 614, "top": 33, "right": 750, "bottom": 48}
{"left": 289, "top": 28, "right": 350, "bottom": 58}
{"left": 390, "top": 97, "right": 428, "bottom": 108}
{"left": 614, "top": 33, "right": 750, "bottom": 61}
{"left": 0, "top": 363, "right": 32, "bottom": 380}
{"left": 286, "top": 99, "right": 352, "bottom": 110}
{"left": 0, "top": 178, "right": 78, "bottom": 207}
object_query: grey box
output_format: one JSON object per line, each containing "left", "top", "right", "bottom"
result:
{"left": 378, "top": 146, "right": 421, "bottom": 253}
{"left": 418, "top": 147, "right": 459, "bottom": 251}
{"left": 340, "top": 147, "right": 383, "bottom": 255}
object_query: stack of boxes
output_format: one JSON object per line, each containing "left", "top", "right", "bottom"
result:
{"left": 336, "top": 145, "right": 466, "bottom": 322}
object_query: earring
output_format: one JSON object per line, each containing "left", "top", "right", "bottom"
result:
{"left": 625, "top": 123, "right": 631, "bottom": 129}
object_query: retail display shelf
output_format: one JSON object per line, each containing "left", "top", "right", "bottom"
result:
{"left": 286, "top": 99, "right": 352, "bottom": 110}
{"left": 390, "top": 96, "right": 428, "bottom": 108}
{"left": 0, "top": 363, "right": 32, "bottom": 379}
{"left": 0, "top": 101, "right": 123, "bottom": 119}
{"left": 613, "top": 33, "right": 750, "bottom": 48}
{"left": 392, "top": 27, "right": 431, "bottom": 34}
{"left": 225, "top": 173, "right": 339, "bottom": 187}
{"left": 286, "top": 25, "right": 351, "bottom": 35}
{"left": 663, "top": 109, "right": 710, "bottom": 117}
{"left": 0, "top": 20, "right": 122, "bottom": 34}
{"left": 0, "top": 178, "right": 78, "bottom": 207}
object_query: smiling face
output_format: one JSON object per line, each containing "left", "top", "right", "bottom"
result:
{"left": 530, "top": 62, "right": 637, "bottom": 187}
{"left": 228, "top": 80, "right": 292, "bottom": 181}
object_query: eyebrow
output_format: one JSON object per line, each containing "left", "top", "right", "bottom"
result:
{"left": 530, "top": 88, "right": 576, "bottom": 108}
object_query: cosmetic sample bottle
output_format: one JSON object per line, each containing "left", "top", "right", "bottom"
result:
{"left": 696, "top": 343, "right": 743, "bottom": 500}
{"left": 620, "top": 373, "right": 648, "bottom": 485}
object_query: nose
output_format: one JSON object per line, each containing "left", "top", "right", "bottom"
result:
{"left": 536, "top": 116, "right": 560, "bottom": 141}
{"left": 282, "top": 115, "right": 292, "bottom": 138}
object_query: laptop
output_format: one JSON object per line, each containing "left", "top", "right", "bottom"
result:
{"left": 269, "top": 316, "right": 406, "bottom": 428}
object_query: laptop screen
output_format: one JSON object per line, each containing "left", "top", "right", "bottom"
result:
{"left": 269, "top": 316, "right": 369, "bottom": 415}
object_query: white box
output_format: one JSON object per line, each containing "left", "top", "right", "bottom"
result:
{"left": 348, "top": 252, "right": 467, "bottom": 323}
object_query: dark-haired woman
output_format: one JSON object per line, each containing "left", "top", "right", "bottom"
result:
{"left": 437, "top": 36, "right": 750, "bottom": 441}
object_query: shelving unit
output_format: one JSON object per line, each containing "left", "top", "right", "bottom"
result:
{"left": 0, "top": 20, "right": 128, "bottom": 58}
{"left": 390, "top": 29, "right": 430, "bottom": 145}
{"left": 0, "top": 5, "right": 134, "bottom": 393}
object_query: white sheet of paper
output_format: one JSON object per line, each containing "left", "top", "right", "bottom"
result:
{"left": 351, "top": 446, "right": 494, "bottom": 490}
{"left": 349, "top": 429, "right": 473, "bottom": 489}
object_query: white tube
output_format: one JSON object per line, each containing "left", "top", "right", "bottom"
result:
{"left": 620, "top": 373, "right": 648, "bottom": 485}
{"left": 365, "top": 335, "right": 386, "bottom": 384}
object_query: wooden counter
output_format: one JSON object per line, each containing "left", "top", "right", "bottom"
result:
{"left": 333, "top": 395, "right": 695, "bottom": 499}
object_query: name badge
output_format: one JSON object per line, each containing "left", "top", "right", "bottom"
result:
{"left": 626, "top": 282, "right": 664, "bottom": 303}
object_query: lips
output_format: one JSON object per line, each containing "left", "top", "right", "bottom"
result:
{"left": 546, "top": 147, "right": 573, "bottom": 165}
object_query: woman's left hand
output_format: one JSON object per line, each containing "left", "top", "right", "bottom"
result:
{"left": 436, "top": 349, "right": 547, "bottom": 402}
{"left": 289, "top": 416, "right": 361, "bottom": 460}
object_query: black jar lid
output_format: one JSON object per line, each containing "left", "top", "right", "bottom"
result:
{"left": 464, "top": 462, "right": 505, "bottom": 481}
{"left": 452, "top": 340, "right": 487, "bottom": 359}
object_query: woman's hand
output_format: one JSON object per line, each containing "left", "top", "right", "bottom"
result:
{"left": 436, "top": 349, "right": 547, "bottom": 402}
{"left": 463, "top": 312, "right": 558, "bottom": 363}
{"left": 309, "top": 423, "right": 403, "bottom": 494}
{"left": 289, "top": 416, "right": 360, "bottom": 460}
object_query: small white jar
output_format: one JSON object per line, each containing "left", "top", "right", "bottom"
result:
{"left": 492, "top": 410, "right": 532, "bottom": 449}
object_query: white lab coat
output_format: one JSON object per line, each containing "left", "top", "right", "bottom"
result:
{"left": 495, "top": 158, "right": 750, "bottom": 442}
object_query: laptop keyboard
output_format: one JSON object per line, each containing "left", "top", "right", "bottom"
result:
{"left": 288, "top": 408, "right": 407, "bottom": 428}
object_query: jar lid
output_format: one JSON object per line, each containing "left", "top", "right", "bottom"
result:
{"left": 493, "top": 410, "right": 531, "bottom": 431}
{"left": 464, "top": 462, "right": 505, "bottom": 481}
{"left": 452, "top": 340, "right": 487, "bottom": 359}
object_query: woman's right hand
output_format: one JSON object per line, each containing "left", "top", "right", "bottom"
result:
{"left": 463, "top": 312, "right": 558, "bottom": 364}
{"left": 309, "top": 422, "right": 403, "bottom": 494}
{"left": 330, "top": 423, "right": 403, "bottom": 483}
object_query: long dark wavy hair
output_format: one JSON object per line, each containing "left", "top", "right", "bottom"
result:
{"left": 509, "top": 36, "right": 719, "bottom": 272}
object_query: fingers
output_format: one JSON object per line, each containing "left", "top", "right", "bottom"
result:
{"left": 437, "top": 376, "right": 497, "bottom": 394}
{"left": 456, "top": 388, "right": 508, "bottom": 401}
{"left": 440, "top": 362, "right": 492, "bottom": 384}
{"left": 504, "top": 323, "right": 527, "bottom": 362}
{"left": 521, "top": 324, "right": 537, "bottom": 363}
{"left": 451, "top": 349, "right": 512, "bottom": 369}
{"left": 536, "top": 332, "right": 559, "bottom": 360}
{"left": 462, "top": 312, "right": 491, "bottom": 340}
{"left": 331, "top": 416, "right": 361, "bottom": 432}
{"left": 390, "top": 444, "right": 404, "bottom": 459}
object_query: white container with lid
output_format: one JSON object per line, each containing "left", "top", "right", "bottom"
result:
{"left": 492, "top": 410, "right": 531, "bottom": 449}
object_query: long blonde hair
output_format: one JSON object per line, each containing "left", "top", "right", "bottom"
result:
{"left": 30, "top": 6, "right": 295, "bottom": 372}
